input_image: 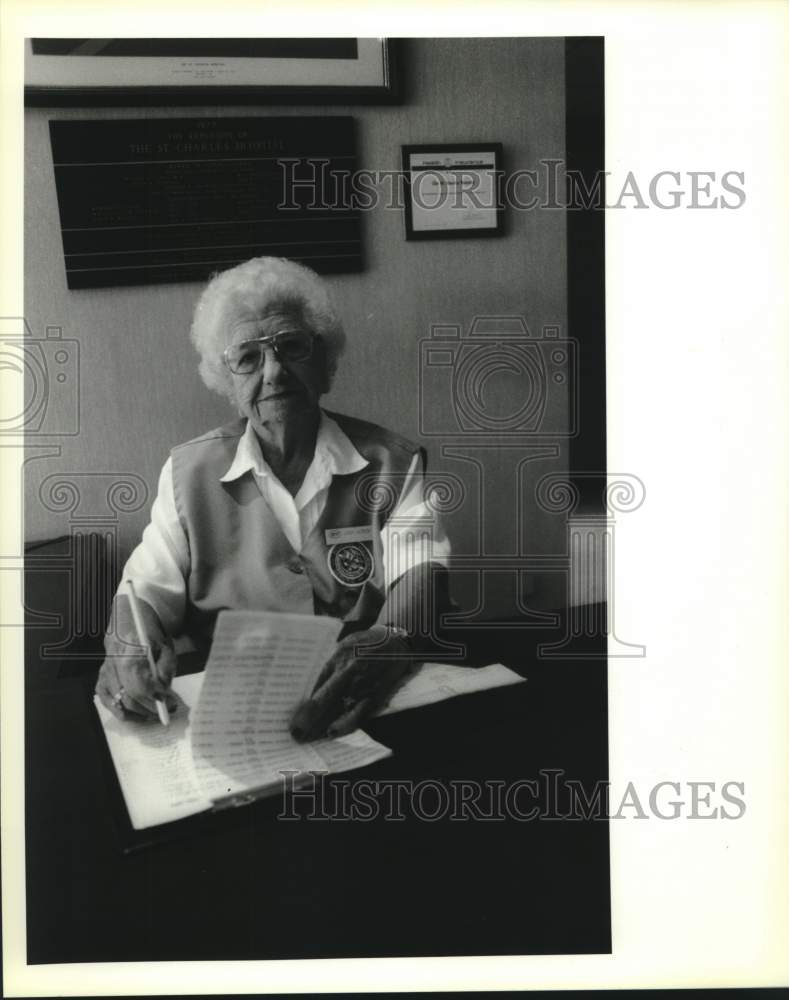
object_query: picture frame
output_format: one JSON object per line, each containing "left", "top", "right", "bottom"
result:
{"left": 401, "top": 142, "right": 504, "bottom": 240}
{"left": 24, "top": 37, "right": 399, "bottom": 106}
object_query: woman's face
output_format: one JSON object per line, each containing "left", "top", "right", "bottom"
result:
{"left": 226, "top": 309, "right": 329, "bottom": 435}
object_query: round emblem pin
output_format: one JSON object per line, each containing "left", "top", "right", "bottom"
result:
{"left": 327, "top": 541, "right": 374, "bottom": 587}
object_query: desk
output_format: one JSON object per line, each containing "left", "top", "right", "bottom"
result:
{"left": 24, "top": 583, "right": 610, "bottom": 963}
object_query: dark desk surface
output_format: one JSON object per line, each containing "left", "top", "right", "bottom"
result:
{"left": 24, "top": 606, "right": 610, "bottom": 964}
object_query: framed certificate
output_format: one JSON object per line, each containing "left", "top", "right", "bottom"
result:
{"left": 402, "top": 143, "right": 504, "bottom": 240}
{"left": 24, "top": 38, "right": 398, "bottom": 106}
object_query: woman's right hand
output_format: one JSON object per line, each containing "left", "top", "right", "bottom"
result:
{"left": 95, "top": 595, "right": 178, "bottom": 722}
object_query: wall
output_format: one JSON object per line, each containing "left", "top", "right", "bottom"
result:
{"left": 24, "top": 37, "right": 570, "bottom": 615}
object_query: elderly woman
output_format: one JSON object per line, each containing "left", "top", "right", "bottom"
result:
{"left": 95, "top": 257, "right": 451, "bottom": 740}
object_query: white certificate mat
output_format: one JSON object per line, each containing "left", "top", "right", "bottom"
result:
{"left": 408, "top": 150, "right": 499, "bottom": 232}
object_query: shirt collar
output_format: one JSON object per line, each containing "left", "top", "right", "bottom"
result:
{"left": 219, "top": 410, "right": 368, "bottom": 487}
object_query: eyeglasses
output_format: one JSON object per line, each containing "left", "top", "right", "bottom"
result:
{"left": 222, "top": 330, "right": 316, "bottom": 374}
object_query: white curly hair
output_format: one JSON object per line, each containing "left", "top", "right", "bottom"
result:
{"left": 190, "top": 257, "right": 346, "bottom": 401}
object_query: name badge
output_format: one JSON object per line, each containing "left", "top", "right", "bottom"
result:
{"left": 324, "top": 525, "right": 374, "bottom": 545}
{"left": 325, "top": 526, "right": 375, "bottom": 588}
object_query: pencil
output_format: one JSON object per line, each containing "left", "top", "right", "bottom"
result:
{"left": 126, "top": 579, "right": 170, "bottom": 726}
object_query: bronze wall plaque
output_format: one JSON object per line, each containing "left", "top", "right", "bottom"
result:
{"left": 49, "top": 116, "right": 361, "bottom": 289}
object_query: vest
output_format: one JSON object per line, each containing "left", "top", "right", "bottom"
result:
{"left": 170, "top": 410, "right": 422, "bottom": 648}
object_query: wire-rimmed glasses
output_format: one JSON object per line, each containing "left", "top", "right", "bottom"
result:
{"left": 222, "top": 330, "right": 316, "bottom": 374}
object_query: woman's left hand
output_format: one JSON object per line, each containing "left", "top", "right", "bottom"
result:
{"left": 290, "top": 625, "right": 416, "bottom": 741}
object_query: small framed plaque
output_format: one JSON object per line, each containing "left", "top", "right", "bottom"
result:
{"left": 402, "top": 143, "right": 504, "bottom": 240}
